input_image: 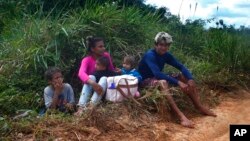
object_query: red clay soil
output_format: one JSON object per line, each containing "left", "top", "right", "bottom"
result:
{"left": 12, "top": 90, "right": 250, "bottom": 141}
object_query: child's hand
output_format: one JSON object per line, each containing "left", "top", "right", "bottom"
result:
{"left": 114, "top": 68, "right": 121, "bottom": 74}
{"left": 178, "top": 81, "right": 189, "bottom": 93}
{"left": 88, "top": 79, "right": 103, "bottom": 95}
{"left": 53, "top": 78, "right": 64, "bottom": 95}
{"left": 92, "top": 83, "right": 104, "bottom": 95}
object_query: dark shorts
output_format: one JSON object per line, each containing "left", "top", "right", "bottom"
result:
{"left": 140, "top": 77, "right": 159, "bottom": 88}
{"left": 140, "top": 73, "right": 180, "bottom": 88}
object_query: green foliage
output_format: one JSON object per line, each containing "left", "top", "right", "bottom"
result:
{"left": 204, "top": 28, "right": 250, "bottom": 72}
{"left": 0, "top": 2, "right": 249, "bottom": 140}
{"left": 0, "top": 2, "right": 166, "bottom": 116}
{"left": 0, "top": 117, "right": 11, "bottom": 137}
{"left": 167, "top": 18, "right": 250, "bottom": 74}
{"left": 0, "top": 0, "right": 249, "bottom": 118}
{"left": 0, "top": 74, "right": 44, "bottom": 115}
{"left": 167, "top": 19, "right": 204, "bottom": 58}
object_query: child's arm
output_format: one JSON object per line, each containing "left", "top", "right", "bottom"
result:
{"left": 65, "top": 84, "right": 75, "bottom": 111}
{"left": 50, "top": 93, "right": 60, "bottom": 109}
{"left": 121, "top": 68, "right": 126, "bottom": 74}
{"left": 114, "top": 68, "right": 122, "bottom": 74}
{"left": 44, "top": 86, "right": 62, "bottom": 109}
{"left": 50, "top": 80, "right": 64, "bottom": 109}
{"left": 133, "top": 70, "right": 142, "bottom": 82}
{"left": 44, "top": 90, "right": 53, "bottom": 108}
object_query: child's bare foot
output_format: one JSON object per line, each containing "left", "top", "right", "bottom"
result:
{"left": 180, "top": 118, "right": 195, "bottom": 128}
{"left": 74, "top": 107, "right": 84, "bottom": 117}
{"left": 199, "top": 106, "right": 217, "bottom": 117}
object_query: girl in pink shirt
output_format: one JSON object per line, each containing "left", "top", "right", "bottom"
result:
{"left": 75, "top": 36, "right": 115, "bottom": 116}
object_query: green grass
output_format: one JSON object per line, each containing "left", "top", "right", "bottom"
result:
{"left": 0, "top": 1, "right": 249, "bottom": 136}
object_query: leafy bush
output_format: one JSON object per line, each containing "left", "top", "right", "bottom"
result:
{"left": 0, "top": 0, "right": 249, "bottom": 117}
{"left": 0, "top": 2, "right": 166, "bottom": 115}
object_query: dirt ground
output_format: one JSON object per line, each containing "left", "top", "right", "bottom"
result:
{"left": 158, "top": 90, "right": 250, "bottom": 141}
{"left": 11, "top": 89, "right": 250, "bottom": 141}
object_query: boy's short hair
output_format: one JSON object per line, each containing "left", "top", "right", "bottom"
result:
{"left": 44, "top": 67, "right": 62, "bottom": 81}
{"left": 124, "top": 56, "right": 137, "bottom": 68}
{"left": 154, "top": 32, "right": 173, "bottom": 45}
{"left": 96, "top": 56, "right": 110, "bottom": 70}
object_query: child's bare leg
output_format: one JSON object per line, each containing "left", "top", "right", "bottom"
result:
{"left": 166, "top": 93, "right": 195, "bottom": 128}
{"left": 188, "top": 89, "right": 216, "bottom": 117}
{"left": 178, "top": 74, "right": 216, "bottom": 116}
{"left": 158, "top": 80, "right": 194, "bottom": 128}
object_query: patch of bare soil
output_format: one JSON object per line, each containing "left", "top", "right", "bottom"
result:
{"left": 12, "top": 90, "right": 250, "bottom": 141}
{"left": 167, "top": 90, "right": 250, "bottom": 141}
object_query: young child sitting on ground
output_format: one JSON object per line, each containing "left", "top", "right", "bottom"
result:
{"left": 43, "top": 67, "right": 75, "bottom": 113}
{"left": 121, "top": 56, "right": 142, "bottom": 82}
{"left": 92, "top": 56, "right": 117, "bottom": 82}
{"left": 120, "top": 55, "right": 142, "bottom": 97}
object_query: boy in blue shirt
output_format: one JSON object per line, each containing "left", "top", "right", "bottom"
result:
{"left": 139, "top": 32, "right": 216, "bottom": 128}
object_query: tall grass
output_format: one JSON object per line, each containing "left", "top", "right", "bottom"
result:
{"left": 204, "top": 28, "right": 250, "bottom": 73}
{"left": 0, "top": 0, "right": 249, "bottom": 116}
{"left": 0, "top": 2, "right": 165, "bottom": 115}
{"left": 2, "top": 2, "right": 164, "bottom": 71}
{"left": 0, "top": 1, "right": 250, "bottom": 139}
{"left": 167, "top": 19, "right": 250, "bottom": 74}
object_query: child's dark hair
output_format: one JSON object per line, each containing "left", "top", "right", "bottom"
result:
{"left": 86, "top": 36, "right": 103, "bottom": 53}
{"left": 44, "top": 67, "right": 62, "bottom": 81}
{"left": 124, "top": 56, "right": 136, "bottom": 68}
{"left": 96, "top": 56, "right": 110, "bottom": 70}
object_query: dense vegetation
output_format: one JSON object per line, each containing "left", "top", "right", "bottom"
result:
{"left": 0, "top": 0, "right": 249, "bottom": 137}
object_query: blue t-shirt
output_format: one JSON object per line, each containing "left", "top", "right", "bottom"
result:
{"left": 138, "top": 49, "right": 193, "bottom": 85}
{"left": 121, "top": 68, "right": 142, "bottom": 82}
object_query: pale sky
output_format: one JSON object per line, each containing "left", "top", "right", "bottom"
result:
{"left": 145, "top": 0, "right": 250, "bottom": 28}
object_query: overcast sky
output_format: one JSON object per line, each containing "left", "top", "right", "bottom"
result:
{"left": 145, "top": 0, "right": 250, "bottom": 28}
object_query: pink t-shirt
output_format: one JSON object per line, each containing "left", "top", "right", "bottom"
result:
{"left": 78, "top": 52, "right": 114, "bottom": 83}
